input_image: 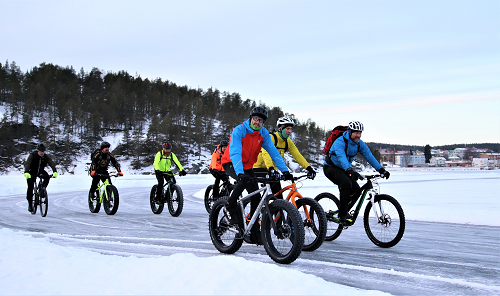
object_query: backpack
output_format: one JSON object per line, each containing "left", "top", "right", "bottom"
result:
{"left": 271, "top": 132, "right": 288, "bottom": 152}
{"left": 88, "top": 147, "right": 101, "bottom": 174}
{"left": 323, "top": 126, "right": 360, "bottom": 166}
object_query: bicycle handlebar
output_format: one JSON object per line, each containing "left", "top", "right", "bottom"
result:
{"left": 95, "top": 173, "right": 122, "bottom": 178}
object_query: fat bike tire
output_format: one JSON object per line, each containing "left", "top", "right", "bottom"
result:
{"left": 168, "top": 184, "right": 183, "bottom": 217}
{"left": 314, "top": 193, "right": 343, "bottom": 241}
{"left": 208, "top": 197, "right": 243, "bottom": 254}
{"left": 297, "top": 197, "right": 327, "bottom": 251}
{"left": 39, "top": 188, "right": 48, "bottom": 217}
{"left": 364, "top": 194, "right": 405, "bottom": 248}
{"left": 31, "top": 193, "right": 37, "bottom": 215}
{"left": 104, "top": 185, "right": 119, "bottom": 215}
{"left": 88, "top": 190, "right": 101, "bottom": 213}
{"left": 261, "top": 199, "right": 304, "bottom": 264}
{"left": 204, "top": 185, "right": 215, "bottom": 214}
{"left": 150, "top": 185, "right": 164, "bottom": 214}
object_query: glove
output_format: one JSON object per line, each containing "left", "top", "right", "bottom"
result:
{"left": 118, "top": 172, "right": 124, "bottom": 176}
{"left": 346, "top": 168, "right": 363, "bottom": 180}
{"left": 378, "top": 168, "right": 390, "bottom": 179}
{"left": 24, "top": 173, "right": 31, "bottom": 179}
{"left": 179, "top": 170, "right": 187, "bottom": 176}
{"left": 306, "top": 166, "right": 316, "bottom": 180}
{"left": 90, "top": 171, "right": 96, "bottom": 177}
{"left": 52, "top": 172, "right": 58, "bottom": 178}
{"left": 283, "top": 171, "right": 294, "bottom": 181}
{"left": 237, "top": 173, "right": 251, "bottom": 184}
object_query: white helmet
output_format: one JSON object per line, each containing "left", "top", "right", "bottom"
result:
{"left": 277, "top": 116, "right": 295, "bottom": 129}
{"left": 348, "top": 120, "right": 364, "bottom": 132}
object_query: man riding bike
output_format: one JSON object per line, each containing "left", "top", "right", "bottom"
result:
{"left": 24, "top": 143, "right": 58, "bottom": 213}
{"left": 89, "top": 141, "right": 123, "bottom": 201}
{"left": 209, "top": 139, "right": 230, "bottom": 200}
{"left": 324, "top": 120, "right": 390, "bottom": 224}
{"left": 253, "top": 115, "right": 316, "bottom": 198}
{"left": 153, "top": 142, "right": 187, "bottom": 202}
{"left": 221, "top": 106, "right": 293, "bottom": 244}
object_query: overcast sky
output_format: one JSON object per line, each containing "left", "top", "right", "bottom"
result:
{"left": 1, "top": 0, "right": 499, "bottom": 146}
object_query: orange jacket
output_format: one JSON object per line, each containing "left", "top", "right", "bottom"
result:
{"left": 209, "top": 144, "right": 225, "bottom": 171}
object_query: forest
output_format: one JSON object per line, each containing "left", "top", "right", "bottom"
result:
{"left": 0, "top": 61, "right": 328, "bottom": 174}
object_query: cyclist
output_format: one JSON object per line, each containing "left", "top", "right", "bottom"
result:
{"left": 24, "top": 143, "right": 58, "bottom": 213}
{"left": 253, "top": 115, "right": 316, "bottom": 198}
{"left": 89, "top": 141, "right": 123, "bottom": 201}
{"left": 209, "top": 139, "right": 230, "bottom": 200}
{"left": 324, "top": 120, "right": 390, "bottom": 224}
{"left": 153, "top": 142, "right": 187, "bottom": 202}
{"left": 221, "top": 106, "right": 293, "bottom": 244}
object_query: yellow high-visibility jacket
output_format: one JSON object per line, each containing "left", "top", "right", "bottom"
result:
{"left": 153, "top": 151, "right": 184, "bottom": 172}
{"left": 253, "top": 132, "right": 310, "bottom": 171}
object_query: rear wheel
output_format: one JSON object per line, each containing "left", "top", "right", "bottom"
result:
{"left": 150, "top": 185, "right": 164, "bottom": 214}
{"left": 261, "top": 199, "right": 304, "bottom": 264}
{"left": 315, "top": 193, "right": 343, "bottom": 241}
{"left": 204, "top": 185, "right": 215, "bottom": 214}
{"left": 364, "top": 194, "right": 405, "bottom": 248}
{"left": 103, "top": 185, "right": 119, "bottom": 215}
{"left": 39, "top": 188, "right": 48, "bottom": 217}
{"left": 167, "top": 184, "right": 183, "bottom": 217}
{"left": 88, "top": 190, "right": 100, "bottom": 213}
{"left": 296, "top": 197, "right": 327, "bottom": 251}
{"left": 208, "top": 197, "right": 243, "bottom": 254}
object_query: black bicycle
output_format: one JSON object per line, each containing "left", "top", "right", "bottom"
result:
{"left": 204, "top": 179, "right": 234, "bottom": 213}
{"left": 315, "top": 174, "right": 405, "bottom": 248}
{"left": 31, "top": 174, "right": 53, "bottom": 217}
{"left": 150, "top": 172, "right": 184, "bottom": 216}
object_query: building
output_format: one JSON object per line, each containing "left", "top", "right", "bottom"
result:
{"left": 430, "top": 156, "right": 446, "bottom": 167}
{"left": 395, "top": 154, "right": 426, "bottom": 167}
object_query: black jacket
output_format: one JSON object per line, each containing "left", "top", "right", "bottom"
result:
{"left": 90, "top": 150, "right": 121, "bottom": 173}
{"left": 24, "top": 152, "right": 57, "bottom": 175}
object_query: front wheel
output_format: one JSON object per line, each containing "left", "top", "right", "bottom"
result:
{"left": 364, "top": 194, "right": 405, "bottom": 248}
{"left": 261, "top": 199, "right": 305, "bottom": 264}
{"left": 297, "top": 197, "right": 327, "bottom": 251}
{"left": 103, "top": 185, "right": 119, "bottom": 215}
{"left": 314, "top": 193, "right": 343, "bottom": 241}
{"left": 208, "top": 197, "right": 243, "bottom": 254}
{"left": 167, "top": 184, "right": 183, "bottom": 217}
{"left": 31, "top": 192, "right": 37, "bottom": 215}
{"left": 204, "top": 185, "right": 215, "bottom": 214}
{"left": 150, "top": 185, "right": 164, "bottom": 214}
{"left": 39, "top": 188, "right": 48, "bottom": 217}
{"left": 88, "top": 190, "right": 101, "bottom": 213}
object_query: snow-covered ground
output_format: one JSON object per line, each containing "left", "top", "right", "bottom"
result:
{"left": 1, "top": 168, "right": 499, "bottom": 295}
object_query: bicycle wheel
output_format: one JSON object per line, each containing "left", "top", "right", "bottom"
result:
{"left": 364, "top": 194, "right": 405, "bottom": 248}
{"left": 204, "top": 185, "right": 215, "bottom": 214}
{"left": 314, "top": 193, "right": 343, "bottom": 241}
{"left": 103, "top": 185, "right": 119, "bottom": 215}
{"left": 167, "top": 184, "right": 183, "bottom": 217}
{"left": 39, "top": 188, "right": 48, "bottom": 217}
{"left": 296, "top": 197, "right": 327, "bottom": 251}
{"left": 208, "top": 197, "right": 243, "bottom": 254}
{"left": 88, "top": 190, "right": 101, "bottom": 213}
{"left": 261, "top": 199, "right": 304, "bottom": 264}
{"left": 150, "top": 185, "right": 164, "bottom": 214}
{"left": 31, "top": 192, "right": 37, "bottom": 215}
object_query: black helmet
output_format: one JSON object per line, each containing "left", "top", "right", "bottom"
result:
{"left": 36, "top": 143, "right": 46, "bottom": 152}
{"left": 220, "top": 140, "right": 229, "bottom": 147}
{"left": 101, "top": 141, "right": 111, "bottom": 149}
{"left": 250, "top": 106, "right": 268, "bottom": 121}
{"left": 162, "top": 142, "right": 172, "bottom": 149}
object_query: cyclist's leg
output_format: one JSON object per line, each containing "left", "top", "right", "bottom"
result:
{"left": 222, "top": 163, "right": 244, "bottom": 225}
{"left": 89, "top": 176, "right": 100, "bottom": 199}
{"left": 26, "top": 177, "right": 35, "bottom": 211}
{"left": 324, "top": 165, "right": 353, "bottom": 219}
{"left": 270, "top": 181, "right": 283, "bottom": 199}
{"left": 347, "top": 177, "right": 361, "bottom": 210}
{"left": 40, "top": 170, "right": 50, "bottom": 187}
{"left": 155, "top": 171, "right": 164, "bottom": 198}
{"left": 213, "top": 175, "right": 221, "bottom": 198}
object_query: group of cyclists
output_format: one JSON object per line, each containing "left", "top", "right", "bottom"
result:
{"left": 23, "top": 106, "right": 390, "bottom": 232}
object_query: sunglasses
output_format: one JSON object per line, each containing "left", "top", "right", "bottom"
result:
{"left": 252, "top": 116, "right": 265, "bottom": 123}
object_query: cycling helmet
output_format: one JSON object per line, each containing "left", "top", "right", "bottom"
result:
{"left": 101, "top": 141, "right": 111, "bottom": 149}
{"left": 348, "top": 121, "right": 364, "bottom": 132}
{"left": 249, "top": 106, "right": 268, "bottom": 121}
{"left": 162, "top": 142, "right": 172, "bottom": 149}
{"left": 36, "top": 143, "right": 46, "bottom": 152}
{"left": 220, "top": 140, "right": 229, "bottom": 147}
{"left": 276, "top": 116, "right": 295, "bottom": 129}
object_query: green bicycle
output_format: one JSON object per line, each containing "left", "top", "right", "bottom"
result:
{"left": 149, "top": 172, "right": 184, "bottom": 216}
{"left": 315, "top": 174, "right": 405, "bottom": 248}
{"left": 88, "top": 173, "right": 120, "bottom": 215}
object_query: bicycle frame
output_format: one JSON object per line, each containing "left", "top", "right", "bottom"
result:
{"left": 94, "top": 174, "right": 118, "bottom": 203}
{"left": 274, "top": 175, "right": 311, "bottom": 219}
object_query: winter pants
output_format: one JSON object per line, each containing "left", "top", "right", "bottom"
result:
{"left": 323, "top": 165, "right": 361, "bottom": 217}
{"left": 223, "top": 163, "right": 260, "bottom": 216}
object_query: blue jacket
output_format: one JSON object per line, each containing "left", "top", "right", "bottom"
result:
{"left": 324, "top": 130, "right": 382, "bottom": 171}
{"left": 222, "top": 119, "right": 289, "bottom": 176}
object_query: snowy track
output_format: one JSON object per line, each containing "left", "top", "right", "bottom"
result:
{"left": 2, "top": 180, "right": 499, "bottom": 295}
